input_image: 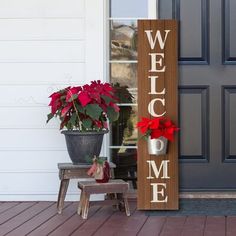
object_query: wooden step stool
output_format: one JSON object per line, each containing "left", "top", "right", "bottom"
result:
{"left": 77, "top": 179, "right": 130, "bottom": 219}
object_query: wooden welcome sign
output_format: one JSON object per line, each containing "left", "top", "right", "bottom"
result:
{"left": 137, "top": 20, "right": 178, "bottom": 210}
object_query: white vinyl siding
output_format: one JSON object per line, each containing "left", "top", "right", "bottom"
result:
{"left": 0, "top": 0, "right": 85, "bottom": 18}
{"left": 0, "top": 0, "right": 105, "bottom": 201}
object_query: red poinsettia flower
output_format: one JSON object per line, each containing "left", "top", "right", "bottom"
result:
{"left": 137, "top": 117, "right": 179, "bottom": 142}
{"left": 94, "top": 120, "right": 102, "bottom": 128}
{"left": 162, "top": 119, "right": 180, "bottom": 141}
{"left": 49, "top": 92, "right": 62, "bottom": 114}
{"left": 78, "top": 91, "right": 92, "bottom": 107}
{"left": 66, "top": 86, "right": 81, "bottom": 102}
{"left": 136, "top": 117, "right": 151, "bottom": 134}
{"left": 136, "top": 117, "right": 161, "bottom": 134}
{"left": 89, "top": 91, "right": 101, "bottom": 103}
{"left": 47, "top": 80, "right": 120, "bottom": 130}
{"left": 149, "top": 118, "right": 160, "bottom": 129}
{"left": 109, "top": 102, "right": 120, "bottom": 112}
{"left": 150, "top": 129, "right": 163, "bottom": 139}
{"left": 61, "top": 103, "right": 72, "bottom": 117}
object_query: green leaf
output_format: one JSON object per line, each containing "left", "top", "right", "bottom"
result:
{"left": 60, "top": 95, "right": 66, "bottom": 101}
{"left": 107, "top": 106, "right": 119, "bottom": 122}
{"left": 68, "top": 94, "right": 78, "bottom": 102}
{"left": 69, "top": 112, "right": 77, "bottom": 126}
{"left": 75, "top": 103, "right": 85, "bottom": 114}
{"left": 101, "top": 95, "right": 112, "bottom": 105}
{"left": 85, "top": 104, "right": 103, "bottom": 120}
{"left": 46, "top": 113, "right": 54, "bottom": 123}
{"left": 82, "top": 118, "right": 92, "bottom": 129}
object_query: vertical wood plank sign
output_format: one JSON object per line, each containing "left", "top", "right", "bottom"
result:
{"left": 137, "top": 20, "right": 178, "bottom": 210}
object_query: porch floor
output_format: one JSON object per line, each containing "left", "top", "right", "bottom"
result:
{"left": 0, "top": 200, "right": 235, "bottom": 236}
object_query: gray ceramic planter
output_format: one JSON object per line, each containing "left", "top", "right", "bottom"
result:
{"left": 61, "top": 130, "right": 108, "bottom": 164}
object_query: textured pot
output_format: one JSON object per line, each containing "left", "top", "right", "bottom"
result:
{"left": 147, "top": 136, "right": 168, "bottom": 155}
{"left": 61, "top": 130, "right": 108, "bottom": 164}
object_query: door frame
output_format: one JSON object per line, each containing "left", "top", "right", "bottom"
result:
{"left": 103, "top": 0, "right": 233, "bottom": 197}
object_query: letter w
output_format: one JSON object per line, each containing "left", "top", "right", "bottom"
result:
{"left": 145, "top": 30, "right": 170, "bottom": 50}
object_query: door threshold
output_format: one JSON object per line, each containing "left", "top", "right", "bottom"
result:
{"left": 127, "top": 191, "right": 236, "bottom": 199}
{"left": 180, "top": 192, "right": 236, "bottom": 199}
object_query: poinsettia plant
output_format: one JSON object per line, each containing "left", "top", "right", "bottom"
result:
{"left": 137, "top": 117, "right": 179, "bottom": 141}
{"left": 47, "top": 80, "right": 120, "bottom": 131}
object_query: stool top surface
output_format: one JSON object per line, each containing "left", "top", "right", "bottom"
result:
{"left": 78, "top": 179, "right": 127, "bottom": 187}
{"left": 58, "top": 162, "right": 116, "bottom": 169}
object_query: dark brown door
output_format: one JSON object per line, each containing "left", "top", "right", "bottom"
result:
{"left": 159, "top": 0, "right": 236, "bottom": 191}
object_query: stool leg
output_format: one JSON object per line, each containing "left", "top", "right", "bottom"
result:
{"left": 57, "top": 179, "right": 69, "bottom": 214}
{"left": 107, "top": 193, "right": 118, "bottom": 210}
{"left": 77, "top": 190, "right": 85, "bottom": 215}
{"left": 117, "top": 193, "right": 125, "bottom": 212}
{"left": 123, "top": 193, "right": 130, "bottom": 216}
{"left": 82, "top": 193, "right": 90, "bottom": 220}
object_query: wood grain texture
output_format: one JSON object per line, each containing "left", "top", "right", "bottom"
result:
{"left": 204, "top": 216, "right": 226, "bottom": 236}
{"left": 0, "top": 201, "right": 234, "bottom": 235}
{"left": 28, "top": 202, "right": 78, "bottom": 236}
{"left": 137, "top": 20, "right": 178, "bottom": 210}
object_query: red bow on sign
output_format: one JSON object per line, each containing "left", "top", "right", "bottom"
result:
{"left": 137, "top": 117, "right": 179, "bottom": 142}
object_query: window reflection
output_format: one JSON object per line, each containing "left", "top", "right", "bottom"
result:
{"left": 110, "top": 0, "right": 148, "bottom": 18}
{"left": 111, "top": 63, "right": 137, "bottom": 87}
{"left": 111, "top": 148, "right": 137, "bottom": 189}
{"left": 111, "top": 63, "right": 137, "bottom": 103}
{"left": 109, "top": 0, "right": 148, "bottom": 191}
{"left": 111, "top": 104, "right": 138, "bottom": 146}
{"left": 110, "top": 20, "right": 137, "bottom": 60}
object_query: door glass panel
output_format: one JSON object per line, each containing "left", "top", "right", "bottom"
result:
{"left": 110, "top": 20, "right": 137, "bottom": 60}
{"left": 111, "top": 63, "right": 137, "bottom": 103}
{"left": 111, "top": 105, "right": 138, "bottom": 146}
{"left": 109, "top": 0, "right": 149, "bottom": 191}
{"left": 111, "top": 148, "right": 137, "bottom": 189}
{"left": 110, "top": 0, "right": 148, "bottom": 18}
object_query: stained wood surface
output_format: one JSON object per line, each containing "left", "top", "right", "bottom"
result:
{"left": 78, "top": 179, "right": 127, "bottom": 187}
{"left": 0, "top": 201, "right": 234, "bottom": 236}
{"left": 78, "top": 179, "right": 130, "bottom": 219}
{"left": 137, "top": 20, "right": 178, "bottom": 210}
{"left": 78, "top": 179, "right": 129, "bottom": 194}
{"left": 57, "top": 162, "right": 117, "bottom": 214}
{"left": 58, "top": 162, "right": 116, "bottom": 170}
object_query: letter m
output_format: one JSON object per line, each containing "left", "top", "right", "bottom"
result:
{"left": 146, "top": 160, "right": 170, "bottom": 179}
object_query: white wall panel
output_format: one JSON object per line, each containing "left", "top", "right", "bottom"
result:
{"left": 0, "top": 0, "right": 105, "bottom": 201}
{"left": 0, "top": 107, "right": 58, "bottom": 129}
{"left": 0, "top": 147, "right": 106, "bottom": 173}
{"left": 0, "top": 175, "right": 103, "bottom": 201}
{"left": 0, "top": 19, "right": 85, "bottom": 40}
{"left": 0, "top": 41, "right": 84, "bottom": 62}
{"left": 0, "top": 84, "right": 69, "bottom": 107}
{"left": 0, "top": 63, "right": 85, "bottom": 85}
{"left": 0, "top": 173, "right": 60, "bottom": 193}
{"left": 0, "top": 0, "right": 85, "bottom": 18}
{"left": 0, "top": 150, "right": 69, "bottom": 171}
{"left": 0, "top": 130, "right": 65, "bottom": 150}
{"left": 0, "top": 173, "right": 89, "bottom": 201}
{"left": 85, "top": 0, "right": 105, "bottom": 82}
